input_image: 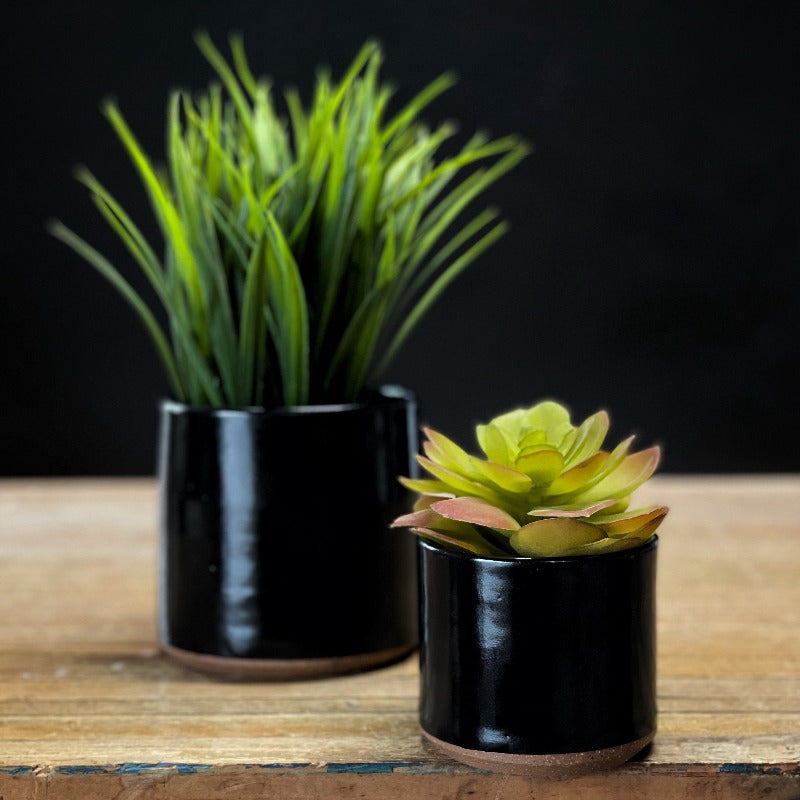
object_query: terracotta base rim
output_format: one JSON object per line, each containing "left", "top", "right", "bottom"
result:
{"left": 161, "top": 641, "right": 415, "bottom": 680}
{"left": 422, "top": 729, "right": 655, "bottom": 777}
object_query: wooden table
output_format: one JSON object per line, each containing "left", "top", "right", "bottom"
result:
{"left": 0, "top": 477, "right": 798, "bottom": 799}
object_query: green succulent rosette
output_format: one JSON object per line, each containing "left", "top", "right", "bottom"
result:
{"left": 392, "top": 400, "right": 668, "bottom": 557}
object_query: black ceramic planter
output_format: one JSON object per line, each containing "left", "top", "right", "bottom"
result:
{"left": 158, "top": 386, "right": 418, "bottom": 679}
{"left": 418, "top": 537, "right": 657, "bottom": 774}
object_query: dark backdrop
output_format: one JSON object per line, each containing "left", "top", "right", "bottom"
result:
{"left": 2, "top": 1, "right": 798, "bottom": 475}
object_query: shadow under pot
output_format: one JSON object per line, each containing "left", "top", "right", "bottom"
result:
{"left": 158, "top": 387, "right": 419, "bottom": 680}
{"left": 418, "top": 537, "right": 657, "bottom": 775}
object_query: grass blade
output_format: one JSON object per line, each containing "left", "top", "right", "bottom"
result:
{"left": 263, "top": 211, "right": 310, "bottom": 405}
{"left": 48, "top": 221, "right": 185, "bottom": 400}
{"left": 382, "top": 72, "right": 457, "bottom": 145}
{"left": 237, "top": 234, "right": 268, "bottom": 404}
{"left": 377, "top": 220, "right": 510, "bottom": 376}
{"left": 103, "top": 101, "right": 206, "bottom": 322}
{"left": 76, "top": 168, "right": 167, "bottom": 304}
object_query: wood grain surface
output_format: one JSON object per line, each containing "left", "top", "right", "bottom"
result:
{"left": 0, "top": 476, "right": 798, "bottom": 798}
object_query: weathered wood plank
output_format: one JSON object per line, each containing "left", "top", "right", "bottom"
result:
{"left": 1, "top": 476, "right": 799, "bottom": 798}
{"left": 1, "top": 766, "right": 799, "bottom": 800}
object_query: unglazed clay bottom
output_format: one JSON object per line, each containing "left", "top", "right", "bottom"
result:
{"left": 422, "top": 729, "right": 655, "bottom": 777}
{"left": 162, "top": 642, "right": 415, "bottom": 680}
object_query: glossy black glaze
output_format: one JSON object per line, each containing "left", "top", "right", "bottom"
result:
{"left": 418, "top": 538, "right": 657, "bottom": 754}
{"left": 158, "top": 387, "right": 418, "bottom": 660}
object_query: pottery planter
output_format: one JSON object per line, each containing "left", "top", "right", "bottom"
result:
{"left": 418, "top": 537, "right": 657, "bottom": 774}
{"left": 158, "top": 386, "right": 418, "bottom": 679}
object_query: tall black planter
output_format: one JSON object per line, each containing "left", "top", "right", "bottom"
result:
{"left": 418, "top": 537, "right": 657, "bottom": 774}
{"left": 158, "top": 386, "right": 418, "bottom": 679}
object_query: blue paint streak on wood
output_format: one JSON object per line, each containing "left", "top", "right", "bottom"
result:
{"left": 117, "top": 763, "right": 212, "bottom": 775}
{"left": 115, "top": 763, "right": 169, "bottom": 774}
{"left": 718, "top": 764, "right": 796, "bottom": 776}
{"left": 11, "top": 762, "right": 437, "bottom": 778}
{"left": 326, "top": 762, "right": 424, "bottom": 774}
{"left": 56, "top": 766, "right": 109, "bottom": 775}
{"left": 53, "top": 763, "right": 213, "bottom": 776}
{"left": 175, "top": 764, "right": 211, "bottom": 775}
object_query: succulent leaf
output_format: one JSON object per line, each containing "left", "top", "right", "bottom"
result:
{"left": 514, "top": 448, "right": 564, "bottom": 485}
{"left": 518, "top": 431, "right": 548, "bottom": 450}
{"left": 416, "top": 455, "right": 505, "bottom": 504}
{"left": 510, "top": 518, "right": 604, "bottom": 557}
{"left": 472, "top": 458, "right": 533, "bottom": 493}
{"left": 412, "top": 527, "right": 497, "bottom": 557}
{"left": 391, "top": 508, "right": 481, "bottom": 535}
{"left": 609, "top": 516, "right": 664, "bottom": 541}
{"left": 522, "top": 401, "right": 574, "bottom": 444}
{"left": 398, "top": 477, "right": 455, "bottom": 497}
{"left": 550, "top": 435, "right": 635, "bottom": 501}
{"left": 569, "top": 446, "right": 661, "bottom": 504}
{"left": 561, "top": 536, "right": 645, "bottom": 556}
{"left": 562, "top": 410, "right": 610, "bottom": 468}
{"left": 476, "top": 422, "right": 512, "bottom": 462}
{"left": 394, "top": 400, "right": 667, "bottom": 558}
{"left": 390, "top": 508, "right": 441, "bottom": 529}
{"left": 422, "top": 429, "right": 484, "bottom": 480}
{"left": 547, "top": 451, "right": 609, "bottom": 495}
{"left": 528, "top": 499, "right": 618, "bottom": 518}
{"left": 489, "top": 408, "right": 526, "bottom": 438}
{"left": 430, "top": 497, "right": 520, "bottom": 532}
{"left": 601, "top": 496, "right": 632, "bottom": 515}
{"left": 592, "top": 506, "right": 668, "bottom": 535}
{"left": 412, "top": 495, "right": 440, "bottom": 511}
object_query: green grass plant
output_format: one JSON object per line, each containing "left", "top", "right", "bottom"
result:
{"left": 50, "top": 35, "right": 528, "bottom": 407}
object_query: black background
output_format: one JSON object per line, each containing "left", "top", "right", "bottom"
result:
{"left": 2, "top": 1, "right": 798, "bottom": 475}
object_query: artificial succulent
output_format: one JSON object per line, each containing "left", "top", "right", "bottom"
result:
{"left": 392, "top": 400, "right": 667, "bottom": 557}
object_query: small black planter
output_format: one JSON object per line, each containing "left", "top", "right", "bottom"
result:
{"left": 418, "top": 537, "right": 657, "bottom": 774}
{"left": 158, "top": 386, "right": 418, "bottom": 679}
